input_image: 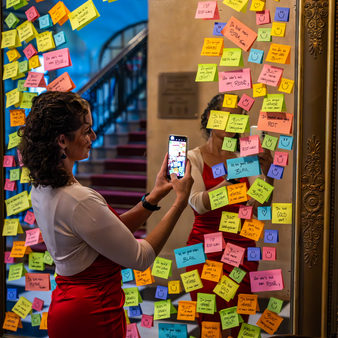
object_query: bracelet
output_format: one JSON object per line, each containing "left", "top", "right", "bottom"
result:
{"left": 141, "top": 193, "right": 161, "bottom": 211}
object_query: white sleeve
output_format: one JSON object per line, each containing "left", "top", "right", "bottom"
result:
{"left": 188, "top": 149, "right": 209, "bottom": 215}
{"left": 71, "top": 193, "right": 156, "bottom": 271}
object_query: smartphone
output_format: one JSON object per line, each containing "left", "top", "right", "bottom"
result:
{"left": 167, "top": 135, "right": 188, "bottom": 179}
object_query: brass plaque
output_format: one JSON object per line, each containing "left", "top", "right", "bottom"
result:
{"left": 158, "top": 72, "right": 198, "bottom": 119}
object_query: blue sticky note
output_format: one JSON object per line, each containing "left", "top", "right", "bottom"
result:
{"left": 7, "top": 288, "right": 17, "bottom": 301}
{"left": 213, "top": 22, "right": 227, "bottom": 36}
{"left": 155, "top": 285, "right": 168, "bottom": 300}
{"left": 121, "top": 268, "right": 134, "bottom": 283}
{"left": 257, "top": 206, "right": 272, "bottom": 220}
{"left": 274, "top": 7, "right": 290, "bottom": 22}
{"left": 264, "top": 230, "right": 279, "bottom": 243}
{"left": 247, "top": 247, "right": 261, "bottom": 261}
{"left": 174, "top": 243, "right": 206, "bottom": 269}
{"left": 267, "top": 164, "right": 284, "bottom": 180}
{"left": 248, "top": 49, "right": 264, "bottom": 64}
{"left": 278, "top": 135, "right": 293, "bottom": 150}
{"left": 159, "top": 323, "right": 188, "bottom": 338}
{"left": 212, "top": 163, "right": 226, "bottom": 179}
{"left": 227, "top": 155, "right": 261, "bottom": 180}
{"left": 51, "top": 279, "right": 57, "bottom": 291}
{"left": 39, "top": 14, "right": 53, "bottom": 29}
{"left": 129, "top": 305, "right": 142, "bottom": 317}
{"left": 53, "top": 31, "right": 67, "bottom": 47}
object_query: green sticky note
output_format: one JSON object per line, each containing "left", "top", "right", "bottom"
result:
{"left": 8, "top": 263, "right": 25, "bottom": 281}
{"left": 225, "top": 114, "right": 250, "bottom": 133}
{"left": 238, "top": 323, "right": 261, "bottom": 338}
{"left": 262, "top": 134, "right": 278, "bottom": 150}
{"left": 18, "top": 60, "right": 29, "bottom": 73}
{"left": 154, "top": 300, "right": 171, "bottom": 320}
{"left": 229, "top": 267, "right": 246, "bottom": 284}
{"left": 219, "top": 306, "right": 240, "bottom": 330}
{"left": 10, "top": 168, "right": 21, "bottom": 181}
{"left": 29, "top": 252, "right": 45, "bottom": 271}
{"left": 6, "top": 0, "right": 20, "bottom": 9}
{"left": 247, "top": 178, "right": 274, "bottom": 204}
{"left": 43, "top": 251, "right": 54, "bottom": 265}
{"left": 151, "top": 256, "right": 172, "bottom": 279}
{"left": 123, "top": 287, "right": 142, "bottom": 306}
{"left": 267, "top": 297, "right": 283, "bottom": 314}
{"left": 222, "top": 137, "right": 237, "bottom": 152}
{"left": 261, "top": 94, "right": 286, "bottom": 112}
{"left": 13, "top": 0, "right": 28, "bottom": 10}
{"left": 5, "top": 12, "right": 20, "bottom": 28}
{"left": 17, "top": 79, "right": 27, "bottom": 92}
{"left": 195, "top": 64, "right": 218, "bottom": 82}
{"left": 219, "top": 48, "right": 244, "bottom": 67}
{"left": 213, "top": 275, "right": 239, "bottom": 302}
{"left": 8, "top": 131, "right": 21, "bottom": 149}
{"left": 209, "top": 186, "right": 229, "bottom": 210}
{"left": 197, "top": 293, "right": 216, "bottom": 314}
{"left": 170, "top": 301, "right": 177, "bottom": 314}
{"left": 20, "top": 92, "right": 37, "bottom": 109}
{"left": 31, "top": 313, "right": 41, "bottom": 327}
{"left": 257, "top": 28, "right": 272, "bottom": 42}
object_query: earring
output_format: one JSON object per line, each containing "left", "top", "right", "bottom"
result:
{"left": 61, "top": 152, "right": 67, "bottom": 159}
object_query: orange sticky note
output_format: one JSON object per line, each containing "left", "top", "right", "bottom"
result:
{"left": 201, "top": 38, "right": 224, "bottom": 56}
{"left": 177, "top": 301, "right": 197, "bottom": 321}
{"left": 266, "top": 43, "right": 291, "bottom": 64}
{"left": 39, "top": 312, "right": 48, "bottom": 330}
{"left": 222, "top": 16, "right": 257, "bottom": 52}
{"left": 47, "top": 72, "right": 76, "bottom": 92}
{"left": 2, "top": 312, "right": 20, "bottom": 332}
{"left": 25, "top": 273, "right": 51, "bottom": 291}
{"left": 201, "top": 260, "right": 223, "bottom": 283}
{"left": 10, "top": 109, "right": 26, "bottom": 127}
{"left": 257, "top": 111, "right": 293, "bottom": 135}
{"left": 201, "top": 321, "right": 222, "bottom": 338}
{"left": 48, "top": 1, "right": 70, "bottom": 25}
{"left": 237, "top": 294, "right": 258, "bottom": 315}
{"left": 10, "top": 241, "right": 27, "bottom": 258}
{"left": 134, "top": 267, "right": 154, "bottom": 286}
{"left": 240, "top": 219, "right": 264, "bottom": 241}
{"left": 227, "top": 182, "right": 248, "bottom": 205}
{"left": 256, "top": 309, "right": 283, "bottom": 335}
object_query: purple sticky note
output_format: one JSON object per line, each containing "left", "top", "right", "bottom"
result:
{"left": 213, "top": 22, "right": 226, "bottom": 36}
{"left": 274, "top": 7, "right": 290, "bottom": 22}
{"left": 267, "top": 164, "right": 284, "bottom": 180}
{"left": 212, "top": 162, "right": 226, "bottom": 178}
{"left": 155, "top": 285, "right": 168, "bottom": 300}
{"left": 264, "top": 230, "right": 279, "bottom": 243}
{"left": 247, "top": 247, "right": 261, "bottom": 261}
{"left": 129, "top": 305, "right": 142, "bottom": 317}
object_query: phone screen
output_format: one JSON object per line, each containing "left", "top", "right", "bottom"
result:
{"left": 167, "top": 135, "right": 187, "bottom": 178}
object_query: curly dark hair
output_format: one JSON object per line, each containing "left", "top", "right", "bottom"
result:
{"left": 18, "top": 91, "right": 90, "bottom": 188}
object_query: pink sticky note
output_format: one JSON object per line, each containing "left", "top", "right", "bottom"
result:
{"left": 32, "top": 297, "right": 44, "bottom": 311}
{"left": 25, "top": 6, "right": 40, "bottom": 22}
{"left": 17, "top": 150, "right": 24, "bottom": 167}
{"left": 262, "top": 247, "right": 276, "bottom": 261}
{"left": 126, "top": 323, "right": 140, "bottom": 338}
{"left": 240, "top": 135, "right": 261, "bottom": 157}
{"left": 4, "top": 178, "right": 17, "bottom": 191}
{"left": 219, "top": 68, "right": 252, "bottom": 92}
{"left": 3, "top": 155, "right": 16, "bottom": 167}
{"left": 23, "top": 44, "right": 38, "bottom": 59}
{"left": 24, "top": 72, "right": 47, "bottom": 88}
{"left": 204, "top": 232, "right": 225, "bottom": 253}
{"left": 195, "top": 1, "right": 219, "bottom": 20}
{"left": 258, "top": 64, "right": 284, "bottom": 87}
{"left": 140, "top": 314, "right": 153, "bottom": 328}
{"left": 221, "top": 242, "right": 245, "bottom": 267}
{"left": 4, "top": 251, "right": 15, "bottom": 264}
{"left": 43, "top": 48, "right": 72, "bottom": 72}
{"left": 256, "top": 10, "right": 271, "bottom": 25}
{"left": 274, "top": 151, "right": 289, "bottom": 167}
{"left": 24, "top": 210, "right": 36, "bottom": 225}
{"left": 238, "top": 205, "right": 253, "bottom": 219}
{"left": 249, "top": 269, "right": 284, "bottom": 292}
{"left": 25, "top": 228, "right": 43, "bottom": 247}
{"left": 238, "top": 94, "right": 255, "bottom": 111}
{"left": 25, "top": 273, "right": 51, "bottom": 291}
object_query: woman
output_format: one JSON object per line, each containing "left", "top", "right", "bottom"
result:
{"left": 187, "top": 93, "right": 272, "bottom": 336}
{"left": 19, "top": 91, "right": 193, "bottom": 338}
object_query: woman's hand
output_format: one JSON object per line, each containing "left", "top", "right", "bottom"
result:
{"left": 258, "top": 148, "right": 273, "bottom": 177}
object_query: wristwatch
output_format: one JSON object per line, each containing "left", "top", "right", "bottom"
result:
{"left": 141, "top": 193, "right": 161, "bottom": 211}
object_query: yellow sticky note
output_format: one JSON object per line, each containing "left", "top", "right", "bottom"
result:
{"left": 227, "top": 182, "right": 248, "bottom": 204}
{"left": 223, "top": 0, "right": 249, "bottom": 12}
{"left": 2, "top": 312, "right": 20, "bottom": 332}
{"left": 151, "top": 257, "right": 172, "bottom": 279}
{"left": 201, "top": 38, "right": 224, "bottom": 56}
{"left": 124, "top": 287, "right": 142, "bottom": 306}
{"left": 240, "top": 219, "right": 265, "bottom": 241}
{"left": 168, "top": 280, "right": 182, "bottom": 294}
{"left": 219, "top": 211, "right": 241, "bottom": 233}
{"left": 223, "top": 94, "right": 238, "bottom": 108}
{"left": 201, "top": 260, "right": 223, "bottom": 282}
{"left": 177, "top": 301, "right": 197, "bottom": 321}
{"left": 261, "top": 94, "right": 286, "bottom": 112}
{"left": 68, "top": 0, "right": 100, "bottom": 31}
{"left": 272, "top": 203, "right": 292, "bottom": 224}
{"left": 20, "top": 92, "right": 38, "bottom": 109}
{"left": 124, "top": 309, "right": 130, "bottom": 324}
{"left": 209, "top": 186, "right": 229, "bottom": 210}
{"left": 247, "top": 177, "right": 274, "bottom": 204}
{"left": 3, "top": 61, "right": 19, "bottom": 80}
{"left": 17, "top": 21, "right": 38, "bottom": 43}
{"left": 5, "top": 190, "right": 31, "bottom": 216}
{"left": 134, "top": 267, "right": 154, "bottom": 286}
{"left": 2, "top": 219, "right": 22, "bottom": 236}
{"left": 271, "top": 22, "right": 286, "bottom": 37}
{"left": 29, "top": 55, "right": 41, "bottom": 69}
{"left": 266, "top": 43, "right": 291, "bottom": 64}
{"left": 213, "top": 275, "right": 239, "bottom": 302}
{"left": 206, "top": 110, "right": 229, "bottom": 130}
{"left": 39, "top": 312, "right": 48, "bottom": 330}
{"left": 219, "top": 48, "right": 243, "bottom": 67}
{"left": 278, "top": 78, "right": 294, "bottom": 94}
{"left": 7, "top": 49, "right": 21, "bottom": 62}
{"left": 1, "top": 30, "right": 21, "bottom": 49}
{"left": 225, "top": 114, "right": 249, "bottom": 133}
{"left": 195, "top": 64, "right": 218, "bottom": 82}
{"left": 20, "top": 167, "right": 31, "bottom": 184}
{"left": 6, "top": 89, "right": 22, "bottom": 109}
{"left": 8, "top": 263, "right": 26, "bottom": 281}
{"left": 36, "top": 31, "right": 56, "bottom": 52}
{"left": 180, "top": 269, "right": 203, "bottom": 293}
{"left": 8, "top": 130, "right": 22, "bottom": 149}
{"left": 250, "top": 0, "right": 265, "bottom": 11}
{"left": 253, "top": 83, "right": 267, "bottom": 97}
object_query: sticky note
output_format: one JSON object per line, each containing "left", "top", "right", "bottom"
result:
{"left": 4, "top": 251, "right": 15, "bottom": 264}
{"left": 141, "top": 314, "right": 153, "bottom": 328}
{"left": 222, "top": 16, "right": 257, "bottom": 51}
{"left": 43, "top": 251, "right": 54, "bottom": 265}
{"left": 168, "top": 280, "right": 182, "bottom": 294}
{"left": 180, "top": 269, "right": 203, "bottom": 292}
{"left": 258, "top": 64, "right": 284, "bottom": 87}
{"left": 200, "top": 38, "right": 224, "bottom": 56}
{"left": 237, "top": 294, "right": 258, "bottom": 315}
{"left": 221, "top": 242, "right": 245, "bottom": 267}
{"left": 240, "top": 135, "right": 261, "bottom": 157}
{"left": 20, "top": 167, "right": 30, "bottom": 184}
{"left": 49, "top": 1, "right": 70, "bottom": 25}
{"left": 238, "top": 94, "right": 255, "bottom": 111}
{"left": 225, "top": 114, "right": 249, "bottom": 133}
{"left": 250, "top": 0, "right": 265, "bottom": 11}
{"left": 152, "top": 256, "right": 172, "bottom": 279}
{"left": 201, "top": 321, "right": 221, "bottom": 338}
{"left": 158, "top": 323, "right": 187, "bottom": 338}
{"left": 238, "top": 205, "right": 253, "bottom": 219}
{"left": 212, "top": 163, "right": 226, "bottom": 178}
{"left": 195, "top": 64, "right": 218, "bottom": 82}
{"left": 25, "top": 228, "right": 43, "bottom": 246}
{"left": 223, "top": 0, "right": 249, "bottom": 12}
{"left": 177, "top": 301, "right": 197, "bottom": 321}
{"left": 240, "top": 218, "right": 265, "bottom": 241}
{"left": 213, "top": 22, "right": 226, "bottom": 36}
{"left": 219, "top": 211, "right": 241, "bottom": 233}
{"left": 257, "top": 206, "right": 272, "bottom": 220}
{"left": 24, "top": 210, "right": 35, "bottom": 225}
{"left": 2, "top": 312, "right": 20, "bottom": 332}
{"left": 197, "top": 293, "right": 216, "bottom": 314}
{"left": 257, "top": 27, "right": 272, "bottom": 42}
{"left": 262, "top": 134, "right": 278, "bottom": 151}
{"left": 275, "top": 7, "right": 290, "bottom": 22}
{"left": 252, "top": 83, "right": 267, "bottom": 97}
{"left": 256, "top": 10, "right": 271, "bottom": 25}
{"left": 155, "top": 286, "right": 168, "bottom": 300}
{"left": 154, "top": 299, "right": 171, "bottom": 320}
{"left": 5, "top": 13, "right": 20, "bottom": 28}
{"left": 18, "top": 60, "right": 29, "bottom": 73}
{"left": 204, "top": 232, "right": 225, "bottom": 253}
{"left": 219, "top": 306, "right": 240, "bottom": 330}
{"left": 3, "top": 61, "right": 19, "bottom": 80}
{"left": 201, "top": 260, "right": 223, "bottom": 282}
{"left": 247, "top": 247, "right": 261, "bottom": 261}
{"left": 277, "top": 79, "right": 294, "bottom": 96}
{"left": 5, "top": 191, "right": 31, "bottom": 216}
{"left": 68, "top": 0, "right": 100, "bottom": 31}
{"left": 229, "top": 266, "right": 246, "bottom": 283}
{"left": 6, "top": 89, "right": 21, "bottom": 109}
{"left": 7, "top": 49, "right": 21, "bottom": 62}
{"left": 24, "top": 72, "right": 46, "bottom": 88}
{"left": 25, "top": 6, "right": 40, "bottom": 22}
{"left": 213, "top": 275, "right": 239, "bottom": 301}
{"left": 248, "top": 49, "right": 264, "bottom": 64}
{"left": 121, "top": 268, "right": 134, "bottom": 283}
{"left": 29, "top": 252, "right": 45, "bottom": 271}
{"left": 250, "top": 269, "right": 284, "bottom": 292}
{"left": 39, "top": 14, "right": 53, "bottom": 29}
{"left": 195, "top": 1, "right": 219, "bottom": 19}
{"left": 206, "top": 110, "right": 229, "bottom": 130}
{"left": 5, "top": 178, "right": 17, "bottom": 192}
{"left": 174, "top": 243, "right": 206, "bottom": 268}
{"left": 247, "top": 178, "right": 274, "bottom": 204}
{"left": 13, "top": 0, "right": 29, "bottom": 11}
{"left": 29, "top": 55, "right": 41, "bottom": 69}
{"left": 30, "top": 313, "right": 41, "bottom": 327}
{"left": 124, "top": 287, "right": 142, "bottom": 306}
{"left": 227, "top": 155, "right": 261, "bottom": 180}
{"left": 43, "top": 47, "right": 72, "bottom": 72}
{"left": 134, "top": 267, "right": 154, "bottom": 286}
{"left": 17, "top": 21, "right": 37, "bottom": 43}
{"left": 219, "top": 48, "right": 243, "bottom": 67}
{"left": 258, "top": 111, "right": 293, "bottom": 135}
{"left": 8, "top": 263, "right": 25, "bottom": 281}
{"left": 222, "top": 136, "right": 237, "bottom": 151}
{"left": 17, "top": 80, "right": 28, "bottom": 92}
{"left": 238, "top": 323, "right": 261, "bottom": 338}
{"left": 268, "top": 297, "right": 283, "bottom": 314}
{"left": 262, "top": 247, "right": 277, "bottom": 261}
{"left": 271, "top": 22, "right": 287, "bottom": 37}
{"left": 36, "top": 31, "right": 55, "bottom": 52}
{"left": 6, "top": 0, "right": 21, "bottom": 8}
{"left": 3, "top": 155, "right": 16, "bottom": 167}
{"left": 9, "top": 168, "right": 20, "bottom": 181}
{"left": 272, "top": 203, "right": 292, "bottom": 224}
{"left": 266, "top": 43, "right": 291, "bottom": 64}
{"left": 223, "top": 94, "right": 238, "bottom": 108}
{"left": 12, "top": 296, "right": 32, "bottom": 319}
{"left": 129, "top": 305, "right": 142, "bottom": 317}
{"left": 267, "top": 164, "right": 284, "bottom": 179}
{"left": 39, "top": 312, "right": 48, "bottom": 330}
{"left": 53, "top": 31, "right": 67, "bottom": 47}
{"left": 278, "top": 135, "right": 293, "bottom": 150}
{"left": 2, "top": 219, "right": 21, "bottom": 236}
{"left": 7, "top": 130, "right": 22, "bottom": 149}
{"left": 10, "top": 241, "right": 31, "bottom": 258}
{"left": 1, "top": 30, "right": 21, "bottom": 49}
{"left": 208, "top": 186, "right": 229, "bottom": 210}
{"left": 7, "top": 288, "right": 17, "bottom": 302}
{"left": 219, "top": 68, "right": 252, "bottom": 92}
{"left": 47, "top": 72, "right": 76, "bottom": 92}
{"left": 227, "top": 182, "right": 248, "bottom": 205}
{"left": 256, "top": 309, "right": 284, "bottom": 335}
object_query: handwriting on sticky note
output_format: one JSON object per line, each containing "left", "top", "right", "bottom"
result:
{"left": 240, "top": 135, "right": 261, "bottom": 157}
{"left": 195, "top": 1, "right": 219, "bottom": 19}
{"left": 180, "top": 269, "right": 203, "bottom": 293}
{"left": 25, "top": 273, "right": 50, "bottom": 291}
{"left": 213, "top": 275, "right": 239, "bottom": 302}
{"left": 196, "top": 64, "right": 218, "bottom": 82}
{"left": 201, "top": 38, "right": 224, "bottom": 56}
{"left": 24, "top": 72, "right": 46, "bottom": 88}
{"left": 151, "top": 257, "right": 172, "bottom": 279}
{"left": 197, "top": 293, "right": 216, "bottom": 314}
{"left": 249, "top": 269, "right": 284, "bottom": 292}
{"left": 219, "top": 306, "right": 240, "bottom": 330}
{"left": 261, "top": 94, "right": 286, "bottom": 112}
{"left": 227, "top": 155, "right": 261, "bottom": 180}
{"left": 219, "top": 211, "right": 241, "bottom": 233}
{"left": 219, "top": 68, "right": 252, "bottom": 92}
{"left": 201, "top": 260, "right": 223, "bottom": 282}
{"left": 174, "top": 243, "right": 206, "bottom": 269}
{"left": 43, "top": 48, "right": 71, "bottom": 71}
{"left": 219, "top": 48, "right": 243, "bottom": 67}
{"left": 238, "top": 94, "right": 255, "bottom": 111}
{"left": 206, "top": 110, "right": 229, "bottom": 130}
{"left": 47, "top": 72, "right": 76, "bottom": 92}
{"left": 177, "top": 301, "right": 197, "bottom": 321}
{"left": 227, "top": 182, "right": 248, "bottom": 204}
{"left": 266, "top": 43, "right": 291, "bottom": 64}
{"left": 256, "top": 309, "right": 284, "bottom": 335}
{"left": 10, "top": 109, "right": 25, "bottom": 127}
{"left": 247, "top": 178, "right": 274, "bottom": 204}
{"left": 154, "top": 300, "right": 171, "bottom": 320}
{"left": 204, "top": 232, "right": 224, "bottom": 253}
{"left": 12, "top": 296, "right": 32, "bottom": 319}
{"left": 10, "top": 241, "right": 26, "bottom": 258}
{"left": 229, "top": 266, "right": 246, "bottom": 283}
{"left": 5, "top": 191, "right": 31, "bottom": 216}
{"left": 237, "top": 294, "right": 258, "bottom": 315}
{"left": 221, "top": 242, "right": 245, "bottom": 267}
{"left": 36, "top": 31, "right": 55, "bottom": 52}
{"left": 258, "top": 64, "right": 284, "bottom": 87}
{"left": 49, "top": 1, "right": 69, "bottom": 25}
{"left": 272, "top": 203, "right": 292, "bottom": 224}
{"left": 68, "top": 0, "right": 100, "bottom": 31}
{"left": 238, "top": 323, "right": 261, "bottom": 338}
{"left": 134, "top": 267, "right": 154, "bottom": 286}
{"left": 8, "top": 263, "right": 25, "bottom": 281}
{"left": 201, "top": 321, "right": 221, "bottom": 338}
{"left": 2, "top": 219, "right": 20, "bottom": 236}
{"left": 240, "top": 218, "right": 265, "bottom": 241}
{"left": 158, "top": 323, "right": 187, "bottom": 337}
{"left": 124, "top": 287, "right": 141, "bottom": 307}
{"left": 209, "top": 186, "right": 229, "bottom": 210}
{"left": 258, "top": 111, "right": 293, "bottom": 135}
{"left": 2, "top": 312, "right": 20, "bottom": 332}
{"left": 225, "top": 114, "right": 249, "bottom": 133}
{"left": 25, "top": 228, "right": 42, "bottom": 246}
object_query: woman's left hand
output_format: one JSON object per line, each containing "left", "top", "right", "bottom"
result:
{"left": 258, "top": 148, "right": 273, "bottom": 177}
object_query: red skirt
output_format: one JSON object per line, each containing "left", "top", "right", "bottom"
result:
{"left": 48, "top": 255, "right": 126, "bottom": 338}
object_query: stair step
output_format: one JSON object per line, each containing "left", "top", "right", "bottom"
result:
{"left": 128, "top": 131, "right": 146, "bottom": 143}
{"left": 105, "top": 158, "right": 147, "bottom": 172}
{"left": 91, "top": 174, "right": 146, "bottom": 188}
{"left": 77, "top": 159, "right": 105, "bottom": 174}
{"left": 90, "top": 146, "right": 117, "bottom": 160}
{"left": 117, "top": 144, "right": 147, "bottom": 157}
{"left": 104, "top": 132, "right": 129, "bottom": 147}
{"left": 96, "top": 190, "right": 144, "bottom": 205}
{"left": 116, "top": 120, "right": 145, "bottom": 133}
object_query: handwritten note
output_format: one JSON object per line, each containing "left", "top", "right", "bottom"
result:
{"left": 197, "top": 293, "right": 216, "bottom": 314}
{"left": 240, "top": 218, "right": 265, "bottom": 241}
{"left": 49, "top": 1, "right": 69, "bottom": 25}
{"left": 238, "top": 323, "right": 261, "bottom": 338}
{"left": 177, "top": 301, "right": 197, "bottom": 321}
{"left": 258, "top": 64, "right": 284, "bottom": 87}
{"left": 201, "top": 260, "right": 223, "bottom": 282}
{"left": 12, "top": 296, "right": 32, "bottom": 319}
{"left": 213, "top": 275, "right": 239, "bottom": 302}
{"left": 10, "top": 241, "right": 26, "bottom": 258}
{"left": 195, "top": 64, "right": 218, "bottom": 82}
{"left": 247, "top": 177, "right": 274, "bottom": 204}
{"left": 36, "top": 31, "right": 55, "bottom": 52}
{"left": 25, "top": 273, "right": 50, "bottom": 291}
{"left": 5, "top": 191, "right": 31, "bottom": 216}
{"left": 208, "top": 186, "right": 229, "bottom": 210}
{"left": 256, "top": 309, "right": 284, "bottom": 335}
{"left": 2, "top": 219, "right": 21, "bottom": 236}
{"left": 204, "top": 232, "right": 225, "bottom": 253}
{"left": 266, "top": 43, "right": 291, "bottom": 64}
{"left": 174, "top": 243, "right": 206, "bottom": 269}
{"left": 227, "top": 155, "right": 261, "bottom": 179}
{"left": 206, "top": 110, "right": 229, "bottom": 130}
{"left": 10, "top": 109, "right": 25, "bottom": 127}
{"left": 47, "top": 72, "right": 76, "bottom": 92}
{"left": 158, "top": 323, "right": 187, "bottom": 337}
{"left": 8, "top": 263, "right": 25, "bottom": 281}
{"left": 219, "top": 48, "right": 243, "bottom": 67}
{"left": 2, "top": 312, "right": 20, "bottom": 332}
{"left": 223, "top": 0, "right": 249, "bottom": 12}
{"left": 225, "top": 114, "right": 249, "bottom": 133}
{"left": 240, "top": 135, "right": 261, "bottom": 157}
{"left": 154, "top": 300, "right": 171, "bottom": 320}
{"left": 237, "top": 294, "right": 258, "bottom": 315}
{"left": 221, "top": 242, "right": 245, "bottom": 267}
{"left": 180, "top": 269, "right": 203, "bottom": 292}
{"left": 152, "top": 256, "right": 172, "bottom": 279}
{"left": 219, "top": 211, "right": 241, "bottom": 233}
{"left": 238, "top": 94, "right": 255, "bottom": 111}
{"left": 68, "top": 0, "right": 100, "bottom": 31}
{"left": 252, "top": 83, "right": 267, "bottom": 97}
{"left": 222, "top": 136, "right": 237, "bottom": 151}
{"left": 29, "top": 252, "right": 45, "bottom": 271}
{"left": 219, "top": 306, "right": 240, "bottom": 330}
{"left": 219, "top": 68, "right": 252, "bottom": 92}
{"left": 25, "top": 228, "right": 43, "bottom": 246}
{"left": 17, "top": 20, "right": 37, "bottom": 43}
{"left": 201, "top": 38, "right": 224, "bottom": 56}
{"left": 3, "top": 61, "right": 19, "bottom": 80}
{"left": 249, "top": 269, "right": 284, "bottom": 292}
{"left": 134, "top": 267, "right": 154, "bottom": 286}
{"left": 201, "top": 321, "right": 221, "bottom": 338}
{"left": 258, "top": 111, "right": 293, "bottom": 135}
{"left": 43, "top": 48, "right": 72, "bottom": 71}
{"left": 272, "top": 203, "right": 292, "bottom": 224}
{"left": 124, "top": 287, "right": 142, "bottom": 307}
{"left": 195, "top": 1, "right": 219, "bottom": 19}
{"left": 24, "top": 72, "right": 46, "bottom": 88}
{"left": 262, "top": 94, "right": 286, "bottom": 112}
{"left": 257, "top": 206, "right": 272, "bottom": 220}
{"left": 1, "top": 30, "right": 20, "bottom": 49}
